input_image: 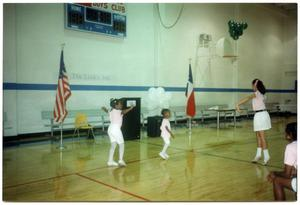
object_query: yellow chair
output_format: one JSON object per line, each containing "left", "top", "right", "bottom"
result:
{"left": 73, "top": 113, "right": 95, "bottom": 140}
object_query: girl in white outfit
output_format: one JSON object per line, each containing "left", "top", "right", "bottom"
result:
{"left": 236, "top": 79, "right": 272, "bottom": 165}
{"left": 102, "top": 99, "right": 134, "bottom": 167}
{"left": 267, "top": 122, "right": 297, "bottom": 201}
{"left": 159, "top": 109, "right": 175, "bottom": 160}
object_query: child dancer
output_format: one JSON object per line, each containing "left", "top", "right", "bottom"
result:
{"left": 102, "top": 98, "right": 134, "bottom": 167}
{"left": 159, "top": 109, "right": 175, "bottom": 160}
{"left": 236, "top": 79, "right": 272, "bottom": 165}
{"left": 267, "top": 122, "right": 297, "bottom": 200}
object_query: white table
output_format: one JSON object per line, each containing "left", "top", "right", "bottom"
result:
{"left": 206, "top": 109, "right": 236, "bottom": 129}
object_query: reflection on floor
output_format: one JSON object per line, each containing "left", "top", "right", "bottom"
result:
{"left": 3, "top": 116, "right": 297, "bottom": 201}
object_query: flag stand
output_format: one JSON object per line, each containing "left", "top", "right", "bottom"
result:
{"left": 56, "top": 122, "right": 66, "bottom": 150}
{"left": 54, "top": 43, "right": 70, "bottom": 151}
{"left": 186, "top": 58, "right": 194, "bottom": 147}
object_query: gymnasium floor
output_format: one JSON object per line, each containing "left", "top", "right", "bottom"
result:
{"left": 3, "top": 116, "right": 297, "bottom": 202}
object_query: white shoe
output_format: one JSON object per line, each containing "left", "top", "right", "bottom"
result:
{"left": 164, "top": 153, "right": 169, "bottom": 159}
{"left": 118, "top": 160, "right": 126, "bottom": 167}
{"left": 107, "top": 161, "right": 119, "bottom": 167}
{"left": 159, "top": 152, "right": 167, "bottom": 160}
{"left": 263, "top": 158, "right": 270, "bottom": 166}
{"left": 251, "top": 156, "right": 261, "bottom": 163}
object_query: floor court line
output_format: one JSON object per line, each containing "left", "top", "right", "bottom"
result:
{"left": 3, "top": 173, "right": 75, "bottom": 189}
{"left": 197, "top": 151, "right": 282, "bottom": 169}
{"left": 3, "top": 132, "right": 283, "bottom": 189}
{"left": 138, "top": 138, "right": 282, "bottom": 169}
{"left": 78, "top": 153, "right": 177, "bottom": 174}
{"left": 146, "top": 138, "right": 282, "bottom": 169}
{"left": 148, "top": 140, "right": 282, "bottom": 169}
{"left": 140, "top": 132, "right": 283, "bottom": 151}
{"left": 76, "top": 173, "right": 151, "bottom": 201}
{"left": 3, "top": 149, "right": 185, "bottom": 189}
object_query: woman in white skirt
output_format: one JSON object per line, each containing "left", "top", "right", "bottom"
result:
{"left": 102, "top": 98, "right": 134, "bottom": 167}
{"left": 236, "top": 79, "right": 272, "bottom": 165}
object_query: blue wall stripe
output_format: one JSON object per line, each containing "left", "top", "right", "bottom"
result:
{"left": 3, "top": 83, "right": 17, "bottom": 90}
{"left": 71, "top": 85, "right": 151, "bottom": 91}
{"left": 2, "top": 82, "right": 297, "bottom": 93}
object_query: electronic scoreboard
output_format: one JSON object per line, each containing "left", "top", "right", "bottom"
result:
{"left": 65, "top": 3, "right": 126, "bottom": 37}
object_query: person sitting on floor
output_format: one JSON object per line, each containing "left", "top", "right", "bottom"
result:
{"left": 267, "top": 122, "right": 297, "bottom": 201}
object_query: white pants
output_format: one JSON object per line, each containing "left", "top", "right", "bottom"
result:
{"left": 108, "top": 124, "right": 124, "bottom": 144}
{"left": 161, "top": 135, "right": 170, "bottom": 145}
{"left": 253, "top": 111, "right": 271, "bottom": 131}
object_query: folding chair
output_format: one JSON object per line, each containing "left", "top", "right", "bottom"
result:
{"left": 73, "top": 113, "right": 95, "bottom": 140}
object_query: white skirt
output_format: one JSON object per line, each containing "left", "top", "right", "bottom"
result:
{"left": 253, "top": 111, "right": 271, "bottom": 131}
{"left": 108, "top": 124, "right": 124, "bottom": 144}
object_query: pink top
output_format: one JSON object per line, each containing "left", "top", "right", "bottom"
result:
{"left": 109, "top": 109, "right": 123, "bottom": 126}
{"left": 284, "top": 141, "right": 297, "bottom": 169}
{"left": 160, "top": 118, "right": 171, "bottom": 138}
{"left": 252, "top": 91, "right": 266, "bottom": 111}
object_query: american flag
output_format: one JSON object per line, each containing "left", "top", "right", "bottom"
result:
{"left": 185, "top": 63, "right": 196, "bottom": 117}
{"left": 53, "top": 50, "right": 71, "bottom": 123}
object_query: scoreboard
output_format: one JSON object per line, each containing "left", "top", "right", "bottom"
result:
{"left": 65, "top": 3, "right": 126, "bottom": 37}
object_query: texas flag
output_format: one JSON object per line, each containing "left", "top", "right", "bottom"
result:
{"left": 185, "top": 64, "right": 196, "bottom": 117}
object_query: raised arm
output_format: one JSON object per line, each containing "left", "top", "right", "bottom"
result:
{"left": 121, "top": 106, "right": 135, "bottom": 115}
{"left": 236, "top": 93, "right": 256, "bottom": 112}
{"left": 101, "top": 106, "right": 109, "bottom": 113}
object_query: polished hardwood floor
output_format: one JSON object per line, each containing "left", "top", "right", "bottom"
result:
{"left": 3, "top": 116, "right": 297, "bottom": 201}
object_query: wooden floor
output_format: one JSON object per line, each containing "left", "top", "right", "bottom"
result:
{"left": 3, "top": 116, "right": 297, "bottom": 202}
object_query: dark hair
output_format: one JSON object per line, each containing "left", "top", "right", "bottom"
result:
{"left": 161, "top": 108, "right": 170, "bottom": 116}
{"left": 286, "top": 122, "right": 297, "bottom": 141}
{"left": 252, "top": 79, "right": 266, "bottom": 94}
{"left": 110, "top": 98, "right": 121, "bottom": 108}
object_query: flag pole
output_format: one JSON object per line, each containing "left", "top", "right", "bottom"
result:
{"left": 188, "top": 58, "right": 192, "bottom": 135}
{"left": 188, "top": 117, "right": 192, "bottom": 133}
{"left": 56, "top": 43, "right": 67, "bottom": 151}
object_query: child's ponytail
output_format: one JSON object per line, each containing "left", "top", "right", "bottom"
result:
{"left": 252, "top": 79, "right": 266, "bottom": 94}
